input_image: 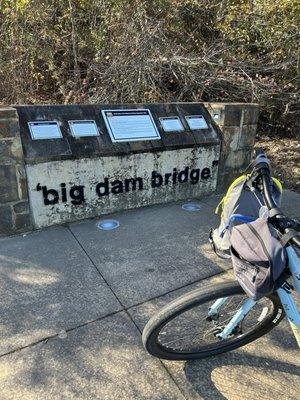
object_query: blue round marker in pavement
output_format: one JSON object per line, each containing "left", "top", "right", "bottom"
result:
{"left": 97, "top": 219, "right": 119, "bottom": 230}
{"left": 182, "top": 203, "right": 201, "bottom": 212}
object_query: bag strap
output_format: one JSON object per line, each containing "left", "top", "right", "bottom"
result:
{"left": 209, "top": 229, "right": 231, "bottom": 259}
{"left": 280, "top": 229, "right": 300, "bottom": 247}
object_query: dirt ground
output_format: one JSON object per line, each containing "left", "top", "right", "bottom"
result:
{"left": 255, "top": 135, "right": 300, "bottom": 192}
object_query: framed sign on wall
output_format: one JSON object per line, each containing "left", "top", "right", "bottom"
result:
{"left": 185, "top": 115, "right": 208, "bottom": 130}
{"left": 159, "top": 117, "right": 184, "bottom": 133}
{"left": 102, "top": 109, "right": 161, "bottom": 142}
{"left": 28, "top": 121, "right": 62, "bottom": 140}
{"left": 68, "top": 120, "right": 99, "bottom": 138}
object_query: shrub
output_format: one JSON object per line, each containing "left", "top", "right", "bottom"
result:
{"left": 0, "top": 0, "right": 299, "bottom": 136}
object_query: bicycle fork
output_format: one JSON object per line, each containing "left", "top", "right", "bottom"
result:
{"left": 208, "top": 289, "right": 300, "bottom": 347}
{"left": 210, "top": 298, "right": 256, "bottom": 340}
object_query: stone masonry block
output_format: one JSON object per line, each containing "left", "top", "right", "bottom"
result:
{"left": 206, "top": 103, "right": 244, "bottom": 127}
{"left": 0, "top": 137, "right": 23, "bottom": 163}
{"left": 220, "top": 125, "right": 257, "bottom": 156}
{"left": 223, "top": 104, "right": 244, "bottom": 127}
{"left": 217, "top": 153, "right": 251, "bottom": 193}
{"left": 14, "top": 212, "right": 32, "bottom": 232}
{"left": 13, "top": 200, "right": 30, "bottom": 214}
{"left": 0, "top": 118, "right": 20, "bottom": 139}
{"left": 217, "top": 171, "right": 238, "bottom": 193}
{"left": 205, "top": 103, "right": 225, "bottom": 126}
{"left": 206, "top": 103, "right": 259, "bottom": 127}
{"left": 221, "top": 126, "right": 241, "bottom": 152}
{"left": 238, "top": 125, "right": 257, "bottom": 149}
{"left": 206, "top": 103, "right": 259, "bottom": 193}
{"left": 16, "top": 164, "right": 28, "bottom": 200}
{"left": 0, "top": 164, "right": 19, "bottom": 203}
{"left": 0, "top": 204, "right": 13, "bottom": 236}
{"left": 224, "top": 104, "right": 259, "bottom": 127}
{"left": 243, "top": 106, "right": 260, "bottom": 126}
{"left": 0, "top": 107, "right": 18, "bottom": 119}
{"left": 225, "top": 148, "right": 252, "bottom": 171}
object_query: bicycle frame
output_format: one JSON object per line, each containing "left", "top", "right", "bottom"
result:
{"left": 211, "top": 246, "right": 300, "bottom": 347}
{"left": 276, "top": 246, "right": 300, "bottom": 346}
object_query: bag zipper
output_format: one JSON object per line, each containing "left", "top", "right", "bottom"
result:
{"left": 247, "top": 224, "right": 273, "bottom": 270}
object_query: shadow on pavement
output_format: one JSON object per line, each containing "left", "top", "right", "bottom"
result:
{"left": 0, "top": 312, "right": 184, "bottom": 400}
{"left": 184, "top": 345, "right": 299, "bottom": 400}
{"left": 185, "top": 351, "right": 299, "bottom": 400}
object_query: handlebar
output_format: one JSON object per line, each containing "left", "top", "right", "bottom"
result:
{"left": 254, "top": 148, "right": 300, "bottom": 248}
{"left": 255, "top": 148, "right": 264, "bottom": 156}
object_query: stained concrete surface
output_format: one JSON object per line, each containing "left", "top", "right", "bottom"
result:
{"left": 0, "top": 312, "right": 185, "bottom": 400}
{"left": 0, "top": 191, "right": 299, "bottom": 399}
{"left": 0, "top": 227, "right": 121, "bottom": 355}
{"left": 69, "top": 199, "right": 230, "bottom": 307}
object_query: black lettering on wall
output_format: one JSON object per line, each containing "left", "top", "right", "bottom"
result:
{"left": 190, "top": 169, "right": 200, "bottom": 185}
{"left": 96, "top": 178, "right": 109, "bottom": 197}
{"left": 36, "top": 183, "right": 59, "bottom": 205}
{"left": 70, "top": 185, "right": 85, "bottom": 205}
{"left": 36, "top": 164, "right": 214, "bottom": 208}
{"left": 201, "top": 168, "right": 211, "bottom": 180}
{"left": 61, "top": 183, "right": 67, "bottom": 203}
{"left": 178, "top": 167, "right": 189, "bottom": 183}
{"left": 151, "top": 171, "right": 163, "bottom": 188}
{"left": 172, "top": 168, "right": 178, "bottom": 184}
{"left": 111, "top": 180, "right": 123, "bottom": 194}
{"left": 164, "top": 173, "right": 172, "bottom": 185}
{"left": 124, "top": 177, "right": 143, "bottom": 192}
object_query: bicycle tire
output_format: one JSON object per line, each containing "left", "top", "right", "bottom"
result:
{"left": 142, "top": 280, "right": 284, "bottom": 360}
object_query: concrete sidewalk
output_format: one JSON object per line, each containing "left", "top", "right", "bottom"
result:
{"left": 0, "top": 191, "right": 299, "bottom": 400}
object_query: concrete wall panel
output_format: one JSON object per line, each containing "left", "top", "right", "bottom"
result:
{"left": 26, "top": 146, "right": 220, "bottom": 228}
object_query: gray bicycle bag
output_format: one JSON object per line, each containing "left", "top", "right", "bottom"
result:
{"left": 230, "top": 218, "right": 287, "bottom": 300}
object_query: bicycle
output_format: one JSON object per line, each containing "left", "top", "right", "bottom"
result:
{"left": 142, "top": 149, "right": 300, "bottom": 360}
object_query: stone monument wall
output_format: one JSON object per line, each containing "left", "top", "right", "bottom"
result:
{"left": 0, "top": 102, "right": 259, "bottom": 236}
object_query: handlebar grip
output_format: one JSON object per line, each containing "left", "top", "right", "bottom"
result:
{"left": 255, "top": 148, "right": 265, "bottom": 157}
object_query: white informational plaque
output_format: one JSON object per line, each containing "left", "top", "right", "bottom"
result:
{"left": 102, "top": 109, "right": 160, "bottom": 142}
{"left": 159, "top": 117, "right": 184, "bottom": 132}
{"left": 28, "top": 121, "right": 62, "bottom": 140}
{"left": 185, "top": 115, "right": 208, "bottom": 130}
{"left": 68, "top": 120, "right": 99, "bottom": 137}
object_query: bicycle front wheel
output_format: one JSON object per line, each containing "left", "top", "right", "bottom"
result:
{"left": 142, "top": 281, "right": 284, "bottom": 360}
